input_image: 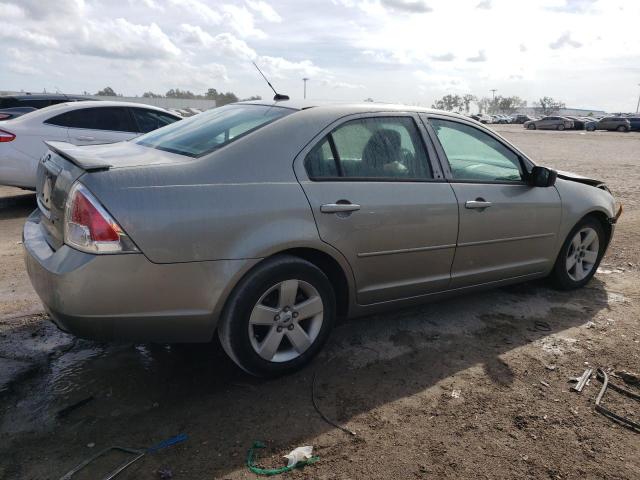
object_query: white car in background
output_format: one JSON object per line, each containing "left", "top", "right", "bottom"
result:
{"left": 0, "top": 101, "right": 180, "bottom": 188}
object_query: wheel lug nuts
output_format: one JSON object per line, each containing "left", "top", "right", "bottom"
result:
{"left": 292, "top": 312, "right": 298, "bottom": 318}
{"left": 274, "top": 315, "right": 280, "bottom": 321}
{"left": 276, "top": 326, "right": 283, "bottom": 333}
{"left": 287, "top": 324, "right": 294, "bottom": 330}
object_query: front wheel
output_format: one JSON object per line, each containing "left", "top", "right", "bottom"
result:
{"left": 549, "top": 218, "right": 606, "bottom": 290}
{"left": 527, "top": 124, "right": 536, "bottom": 130}
{"left": 617, "top": 125, "right": 628, "bottom": 132}
{"left": 218, "top": 255, "right": 336, "bottom": 377}
{"left": 557, "top": 124, "right": 565, "bottom": 131}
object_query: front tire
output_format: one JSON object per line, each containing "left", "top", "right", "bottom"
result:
{"left": 617, "top": 125, "right": 627, "bottom": 132}
{"left": 218, "top": 255, "right": 336, "bottom": 377}
{"left": 528, "top": 124, "right": 536, "bottom": 130}
{"left": 557, "top": 124, "right": 565, "bottom": 131}
{"left": 549, "top": 218, "right": 606, "bottom": 290}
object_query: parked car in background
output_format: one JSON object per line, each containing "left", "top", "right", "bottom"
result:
{"left": 0, "top": 93, "right": 89, "bottom": 111}
{"left": 513, "top": 114, "right": 533, "bottom": 124}
{"left": 626, "top": 117, "right": 640, "bottom": 131}
{"left": 565, "top": 116, "right": 587, "bottom": 130}
{"left": 0, "top": 101, "right": 180, "bottom": 188}
{"left": 0, "top": 106, "right": 37, "bottom": 121}
{"left": 471, "top": 113, "right": 492, "bottom": 124}
{"left": 524, "top": 116, "right": 574, "bottom": 131}
{"left": 23, "top": 101, "right": 619, "bottom": 377}
{"left": 587, "top": 117, "right": 631, "bottom": 132}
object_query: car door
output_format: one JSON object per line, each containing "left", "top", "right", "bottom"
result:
{"left": 62, "top": 107, "right": 139, "bottom": 144}
{"left": 424, "top": 115, "right": 561, "bottom": 288}
{"left": 295, "top": 113, "right": 459, "bottom": 305}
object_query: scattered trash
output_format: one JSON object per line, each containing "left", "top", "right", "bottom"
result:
{"left": 569, "top": 368, "right": 593, "bottom": 392}
{"left": 451, "top": 389, "right": 462, "bottom": 398}
{"left": 58, "top": 433, "right": 188, "bottom": 480}
{"left": 540, "top": 380, "right": 550, "bottom": 388}
{"left": 595, "top": 368, "right": 640, "bottom": 433}
{"left": 312, "top": 367, "right": 356, "bottom": 436}
{"left": 57, "top": 396, "right": 95, "bottom": 419}
{"left": 284, "top": 446, "right": 314, "bottom": 468}
{"left": 247, "top": 441, "right": 319, "bottom": 476}
{"left": 533, "top": 320, "right": 551, "bottom": 332}
{"left": 156, "top": 467, "right": 173, "bottom": 479}
{"left": 585, "top": 321, "right": 596, "bottom": 329}
{"left": 545, "top": 364, "right": 557, "bottom": 371}
{"left": 86, "top": 443, "right": 95, "bottom": 449}
{"left": 597, "top": 268, "right": 613, "bottom": 275}
{"left": 614, "top": 370, "right": 640, "bottom": 386}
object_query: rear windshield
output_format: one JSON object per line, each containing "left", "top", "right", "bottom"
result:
{"left": 134, "top": 104, "right": 293, "bottom": 157}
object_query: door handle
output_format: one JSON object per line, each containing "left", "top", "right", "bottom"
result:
{"left": 75, "top": 136, "right": 95, "bottom": 141}
{"left": 320, "top": 203, "right": 361, "bottom": 213}
{"left": 465, "top": 199, "right": 492, "bottom": 209}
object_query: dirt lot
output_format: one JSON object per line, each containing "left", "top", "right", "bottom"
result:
{"left": 1, "top": 125, "right": 639, "bottom": 479}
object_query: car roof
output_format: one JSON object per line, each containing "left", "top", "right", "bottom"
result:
{"left": 0, "top": 93, "right": 88, "bottom": 101}
{"left": 235, "top": 99, "right": 474, "bottom": 121}
{"left": 9, "top": 100, "right": 178, "bottom": 123}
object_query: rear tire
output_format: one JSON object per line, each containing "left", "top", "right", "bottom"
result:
{"left": 587, "top": 125, "right": 596, "bottom": 132}
{"left": 617, "top": 125, "right": 627, "bottom": 132}
{"left": 528, "top": 124, "right": 536, "bottom": 130}
{"left": 218, "top": 255, "right": 336, "bottom": 377}
{"left": 557, "top": 124, "right": 565, "bottom": 131}
{"left": 549, "top": 217, "right": 606, "bottom": 290}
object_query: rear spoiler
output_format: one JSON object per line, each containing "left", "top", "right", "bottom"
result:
{"left": 44, "top": 141, "right": 111, "bottom": 171}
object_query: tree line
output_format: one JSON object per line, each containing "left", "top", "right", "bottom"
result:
{"left": 431, "top": 94, "right": 566, "bottom": 116}
{"left": 95, "top": 87, "right": 261, "bottom": 107}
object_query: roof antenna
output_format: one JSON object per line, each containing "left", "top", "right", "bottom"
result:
{"left": 252, "top": 61, "right": 289, "bottom": 101}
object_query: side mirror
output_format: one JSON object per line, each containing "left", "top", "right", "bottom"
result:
{"left": 528, "top": 166, "right": 557, "bottom": 187}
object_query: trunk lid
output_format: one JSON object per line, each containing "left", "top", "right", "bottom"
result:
{"left": 37, "top": 141, "right": 192, "bottom": 250}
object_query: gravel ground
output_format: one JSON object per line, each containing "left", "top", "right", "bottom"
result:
{"left": 0, "top": 126, "right": 639, "bottom": 479}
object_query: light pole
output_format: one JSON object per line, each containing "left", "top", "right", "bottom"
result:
{"left": 303, "top": 78, "right": 309, "bottom": 99}
{"left": 490, "top": 89, "right": 497, "bottom": 100}
{"left": 636, "top": 83, "right": 640, "bottom": 114}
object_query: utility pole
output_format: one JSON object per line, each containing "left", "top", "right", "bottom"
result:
{"left": 303, "top": 78, "right": 309, "bottom": 99}
{"left": 636, "top": 83, "right": 640, "bottom": 114}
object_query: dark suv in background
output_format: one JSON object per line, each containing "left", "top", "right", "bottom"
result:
{"left": 0, "top": 93, "right": 90, "bottom": 120}
{"left": 588, "top": 116, "right": 631, "bottom": 132}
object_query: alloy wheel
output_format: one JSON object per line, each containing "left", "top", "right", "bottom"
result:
{"left": 248, "top": 279, "right": 324, "bottom": 362}
{"left": 565, "top": 227, "right": 599, "bottom": 281}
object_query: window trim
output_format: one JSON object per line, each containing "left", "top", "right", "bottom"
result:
{"left": 302, "top": 113, "right": 440, "bottom": 183}
{"left": 420, "top": 113, "right": 535, "bottom": 185}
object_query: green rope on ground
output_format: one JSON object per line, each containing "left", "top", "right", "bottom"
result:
{"left": 246, "top": 441, "right": 319, "bottom": 476}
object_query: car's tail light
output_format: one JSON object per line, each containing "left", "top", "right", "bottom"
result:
{"left": 0, "top": 129, "right": 15, "bottom": 142}
{"left": 64, "top": 183, "right": 138, "bottom": 254}
{"left": 0, "top": 114, "right": 11, "bottom": 120}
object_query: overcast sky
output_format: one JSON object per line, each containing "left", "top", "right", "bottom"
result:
{"left": 1, "top": 0, "right": 639, "bottom": 111}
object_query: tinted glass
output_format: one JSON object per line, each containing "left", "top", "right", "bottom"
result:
{"left": 19, "top": 99, "right": 52, "bottom": 108}
{"left": 430, "top": 119, "right": 522, "bottom": 182}
{"left": 306, "top": 117, "right": 431, "bottom": 180}
{"left": 46, "top": 107, "right": 136, "bottom": 132}
{"left": 135, "top": 104, "right": 292, "bottom": 157}
{"left": 131, "top": 108, "right": 179, "bottom": 133}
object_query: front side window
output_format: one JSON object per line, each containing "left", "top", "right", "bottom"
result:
{"left": 430, "top": 118, "right": 523, "bottom": 182}
{"left": 135, "top": 104, "right": 293, "bottom": 157}
{"left": 305, "top": 117, "right": 431, "bottom": 180}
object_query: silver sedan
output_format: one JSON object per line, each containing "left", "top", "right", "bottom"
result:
{"left": 23, "top": 101, "right": 621, "bottom": 376}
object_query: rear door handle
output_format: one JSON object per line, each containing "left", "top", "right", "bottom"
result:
{"left": 320, "top": 203, "right": 361, "bottom": 213}
{"left": 465, "top": 200, "right": 492, "bottom": 209}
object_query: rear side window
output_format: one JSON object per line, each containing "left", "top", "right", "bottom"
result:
{"left": 305, "top": 117, "right": 432, "bottom": 180}
{"left": 135, "top": 104, "right": 292, "bottom": 157}
{"left": 130, "top": 108, "right": 179, "bottom": 133}
{"left": 46, "top": 107, "right": 137, "bottom": 132}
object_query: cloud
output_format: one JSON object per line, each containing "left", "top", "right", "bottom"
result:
{"left": 432, "top": 52, "right": 455, "bottom": 61}
{"left": 380, "top": 0, "right": 432, "bottom": 13}
{"left": 177, "top": 25, "right": 257, "bottom": 60}
{"left": 7, "top": 62, "right": 40, "bottom": 75}
{"left": 466, "top": 50, "right": 487, "bottom": 62}
{"left": 0, "top": 23, "right": 59, "bottom": 48}
{"left": 167, "top": 0, "right": 222, "bottom": 24}
{"left": 320, "top": 78, "right": 365, "bottom": 89}
{"left": 9, "top": 0, "right": 84, "bottom": 19}
{"left": 476, "top": 0, "right": 491, "bottom": 9}
{"left": 221, "top": 4, "right": 266, "bottom": 38}
{"left": 256, "top": 56, "right": 326, "bottom": 78}
{"left": 519, "top": 44, "right": 527, "bottom": 52}
{"left": 247, "top": 0, "right": 282, "bottom": 22}
{"left": 414, "top": 71, "right": 470, "bottom": 92}
{"left": 74, "top": 19, "right": 180, "bottom": 59}
{"left": 547, "top": 0, "right": 597, "bottom": 13}
{"left": 549, "top": 32, "right": 582, "bottom": 49}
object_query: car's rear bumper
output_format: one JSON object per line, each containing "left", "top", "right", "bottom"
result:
{"left": 23, "top": 210, "right": 257, "bottom": 342}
